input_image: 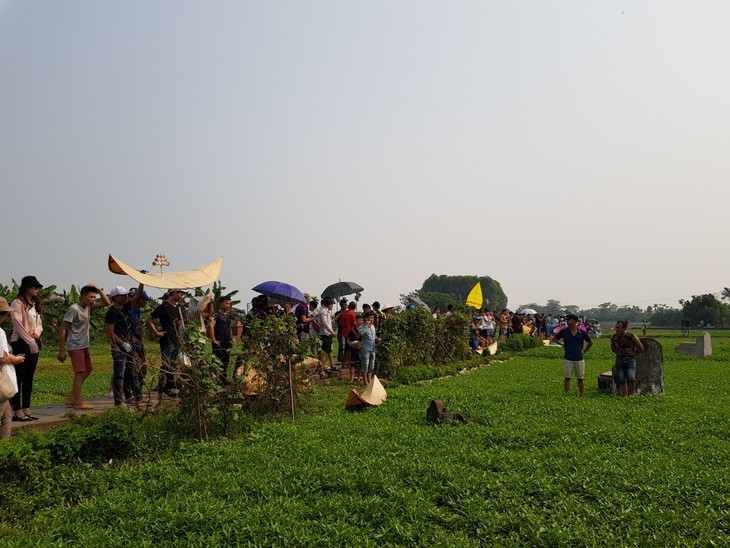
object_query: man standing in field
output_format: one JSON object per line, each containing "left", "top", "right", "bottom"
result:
{"left": 551, "top": 313, "right": 593, "bottom": 396}
{"left": 127, "top": 284, "right": 155, "bottom": 393}
{"left": 105, "top": 286, "right": 142, "bottom": 406}
{"left": 58, "top": 284, "right": 111, "bottom": 409}
{"left": 499, "top": 309, "right": 510, "bottom": 342}
{"left": 207, "top": 295, "right": 234, "bottom": 383}
{"left": 147, "top": 289, "right": 186, "bottom": 397}
{"left": 316, "top": 298, "right": 336, "bottom": 372}
{"left": 610, "top": 320, "right": 643, "bottom": 397}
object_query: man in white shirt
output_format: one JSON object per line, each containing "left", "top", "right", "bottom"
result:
{"left": 317, "top": 298, "right": 336, "bottom": 372}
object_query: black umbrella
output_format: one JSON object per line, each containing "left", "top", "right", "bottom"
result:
{"left": 321, "top": 281, "right": 364, "bottom": 300}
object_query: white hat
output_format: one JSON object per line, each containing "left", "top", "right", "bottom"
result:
{"left": 109, "top": 286, "right": 129, "bottom": 297}
{"left": 381, "top": 303, "right": 395, "bottom": 311}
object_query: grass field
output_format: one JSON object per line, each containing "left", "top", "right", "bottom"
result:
{"left": 7, "top": 331, "right": 730, "bottom": 546}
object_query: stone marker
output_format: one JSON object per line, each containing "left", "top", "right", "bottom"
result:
{"left": 635, "top": 337, "right": 664, "bottom": 395}
{"left": 676, "top": 331, "right": 712, "bottom": 358}
{"left": 598, "top": 337, "right": 664, "bottom": 395}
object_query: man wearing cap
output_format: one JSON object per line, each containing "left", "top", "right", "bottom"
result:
{"left": 106, "top": 287, "right": 142, "bottom": 406}
{"left": 147, "top": 289, "right": 186, "bottom": 397}
{"left": 58, "top": 284, "right": 111, "bottom": 409}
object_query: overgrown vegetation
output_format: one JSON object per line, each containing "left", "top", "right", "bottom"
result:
{"left": 498, "top": 333, "right": 544, "bottom": 352}
{"left": 378, "top": 308, "right": 471, "bottom": 379}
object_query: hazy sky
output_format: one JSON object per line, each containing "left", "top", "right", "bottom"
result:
{"left": 2, "top": 1, "right": 728, "bottom": 310}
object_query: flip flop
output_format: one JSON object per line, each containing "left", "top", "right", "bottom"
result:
{"left": 24, "top": 415, "right": 39, "bottom": 420}
{"left": 73, "top": 403, "right": 95, "bottom": 410}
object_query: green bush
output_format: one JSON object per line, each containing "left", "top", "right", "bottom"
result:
{"left": 45, "top": 408, "right": 142, "bottom": 463}
{"left": 0, "top": 430, "right": 52, "bottom": 480}
{"left": 499, "top": 334, "right": 543, "bottom": 352}
{"left": 379, "top": 309, "right": 471, "bottom": 379}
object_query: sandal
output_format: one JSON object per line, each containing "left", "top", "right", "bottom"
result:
{"left": 73, "top": 403, "right": 95, "bottom": 410}
{"left": 24, "top": 414, "right": 39, "bottom": 420}
{"left": 12, "top": 416, "right": 33, "bottom": 422}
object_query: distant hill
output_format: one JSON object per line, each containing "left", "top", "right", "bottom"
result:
{"left": 419, "top": 274, "right": 507, "bottom": 312}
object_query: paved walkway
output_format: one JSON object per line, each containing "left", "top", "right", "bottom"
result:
{"left": 10, "top": 395, "right": 153, "bottom": 431}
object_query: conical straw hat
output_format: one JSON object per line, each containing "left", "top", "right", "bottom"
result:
{"left": 360, "top": 375, "right": 387, "bottom": 406}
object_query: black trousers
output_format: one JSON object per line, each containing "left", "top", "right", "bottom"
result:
{"left": 212, "top": 345, "right": 232, "bottom": 381}
{"left": 10, "top": 339, "right": 39, "bottom": 411}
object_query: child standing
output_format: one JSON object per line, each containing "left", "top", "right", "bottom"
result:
{"left": 357, "top": 312, "right": 378, "bottom": 385}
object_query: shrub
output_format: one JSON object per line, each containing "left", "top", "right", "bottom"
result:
{"left": 499, "top": 334, "right": 544, "bottom": 352}
{"left": 237, "top": 314, "right": 318, "bottom": 417}
{"left": 379, "top": 309, "right": 471, "bottom": 379}
{"left": 53, "top": 409, "right": 143, "bottom": 462}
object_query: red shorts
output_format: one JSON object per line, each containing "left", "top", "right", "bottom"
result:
{"left": 68, "top": 348, "right": 93, "bottom": 374}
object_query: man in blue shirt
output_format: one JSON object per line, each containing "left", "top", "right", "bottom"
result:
{"left": 551, "top": 314, "right": 593, "bottom": 395}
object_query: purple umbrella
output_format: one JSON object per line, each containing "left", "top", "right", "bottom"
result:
{"left": 252, "top": 281, "right": 307, "bottom": 305}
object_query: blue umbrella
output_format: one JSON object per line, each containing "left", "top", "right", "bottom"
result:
{"left": 252, "top": 281, "right": 307, "bottom": 305}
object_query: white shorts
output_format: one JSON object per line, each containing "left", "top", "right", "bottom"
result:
{"left": 564, "top": 359, "right": 585, "bottom": 380}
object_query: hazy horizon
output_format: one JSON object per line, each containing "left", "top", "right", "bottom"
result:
{"left": 2, "top": 1, "right": 728, "bottom": 311}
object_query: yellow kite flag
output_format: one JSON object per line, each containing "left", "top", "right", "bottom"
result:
{"left": 465, "top": 282, "right": 483, "bottom": 309}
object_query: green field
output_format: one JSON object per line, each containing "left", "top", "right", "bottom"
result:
{"left": 5, "top": 331, "right": 730, "bottom": 546}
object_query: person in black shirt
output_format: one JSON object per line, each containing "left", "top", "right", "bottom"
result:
{"left": 146, "top": 290, "right": 185, "bottom": 396}
{"left": 208, "top": 296, "right": 234, "bottom": 382}
{"left": 106, "top": 286, "right": 142, "bottom": 405}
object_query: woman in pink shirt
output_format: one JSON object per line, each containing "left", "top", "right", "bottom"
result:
{"left": 9, "top": 276, "right": 44, "bottom": 421}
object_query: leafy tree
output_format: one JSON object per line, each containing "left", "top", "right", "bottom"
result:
{"left": 679, "top": 294, "right": 730, "bottom": 327}
{"left": 646, "top": 304, "right": 682, "bottom": 327}
{"left": 420, "top": 274, "right": 507, "bottom": 312}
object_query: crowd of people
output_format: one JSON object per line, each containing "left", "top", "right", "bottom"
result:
{"left": 292, "top": 298, "right": 393, "bottom": 385}
{"left": 0, "top": 276, "right": 649, "bottom": 440}
{"left": 461, "top": 309, "right": 603, "bottom": 354}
